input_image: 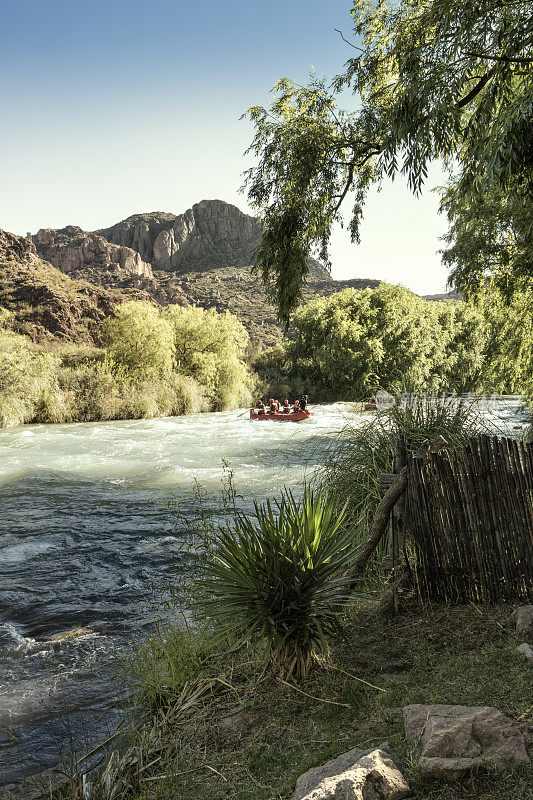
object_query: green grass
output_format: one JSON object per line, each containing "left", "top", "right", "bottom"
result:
{"left": 76, "top": 603, "right": 532, "bottom": 800}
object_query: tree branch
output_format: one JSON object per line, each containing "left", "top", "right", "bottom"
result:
{"left": 334, "top": 28, "right": 365, "bottom": 52}
{"left": 462, "top": 51, "right": 533, "bottom": 64}
{"left": 455, "top": 67, "right": 497, "bottom": 108}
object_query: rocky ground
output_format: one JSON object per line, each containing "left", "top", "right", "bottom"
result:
{"left": 0, "top": 229, "right": 139, "bottom": 344}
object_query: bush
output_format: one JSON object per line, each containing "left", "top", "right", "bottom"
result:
{"left": 196, "top": 487, "right": 355, "bottom": 679}
{"left": 104, "top": 300, "right": 175, "bottom": 379}
{"left": 164, "top": 305, "right": 254, "bottom": 409}
{"left": 0, "top": 327, "right": 59, "bottom": 426}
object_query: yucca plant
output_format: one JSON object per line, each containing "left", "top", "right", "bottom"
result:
{"left": 195, "top": 488, "right": 355, "bottom": 679}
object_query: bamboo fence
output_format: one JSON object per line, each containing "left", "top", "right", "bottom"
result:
{"left": 405, "top": 435, "right": 533, "bottom": 603}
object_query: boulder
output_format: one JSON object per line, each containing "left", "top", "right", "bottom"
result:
{"left": 403, "top": 704, "right": 530, "bottom": 781}
{"left": 514, "top": 606, "right": 533, "bottom": 638}
{"left": 517, "top": 642, "right": 533, "bottom": 664}
{"left": 291, "top": 744, "right": 409, "bottom": 800}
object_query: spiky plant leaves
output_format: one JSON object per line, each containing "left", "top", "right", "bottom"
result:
{"left": 195, "top": 487, "right": 355, "bottom": 680}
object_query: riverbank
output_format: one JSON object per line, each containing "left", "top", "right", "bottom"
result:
{"left": 64, "top": 602, "right": 532, "bottom": 800}
{"left": 0, "top": 405, "right": 356, "bottom": 789}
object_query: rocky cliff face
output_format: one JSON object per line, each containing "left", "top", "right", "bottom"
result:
{"left": 97, "top": 200, "right": 332, "bottom": 280}
{"left": 0, "top": 229, "right": 127, "bottom": 343}
{"left": 26, "top": 200, "right": 379, "bottom": 347}
{"left": 33, "top": 226, "right": 154, "bottom": 284}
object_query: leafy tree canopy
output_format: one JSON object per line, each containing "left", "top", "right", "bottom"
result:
{"left": 163, "top": 305, "right": 253, "bottom": 409}
{"left": 244, "top": 0, "right": 532, "bottom": 322}
{"left": 104, "top": 301, "right": 175, "bottom": 379}
{"left": 284, "top": 283, "right": 533, "bottom": 399}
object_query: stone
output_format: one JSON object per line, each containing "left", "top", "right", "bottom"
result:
{"left": 403, "top": 704, "right": 530, "bottom": 781}
{"left": 33, "top": 226, "right": 154, "bottom": 281}
{"left": 517, "top": 642, "right": 533, "bottom": 664}
{"left": 291, "top": 745, "right": 409, "bottom": 800}
{"left": 96, "top": 200, "right": 332, "bottom": 278}
{"left": 514, "top": 606, "right": 533, "bottom": 638}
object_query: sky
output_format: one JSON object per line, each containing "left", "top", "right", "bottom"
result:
{"left": 0, "top": 0, "right": 450, "bottom": 295}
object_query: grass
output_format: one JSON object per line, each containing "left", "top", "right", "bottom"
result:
{"left": 315, "top": 392, "right": 488, "bottom": 580}
{"left": 74, "top": 602, "right": 532, "bottom": 800}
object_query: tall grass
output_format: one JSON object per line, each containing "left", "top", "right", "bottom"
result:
{"left": 318, "top": 392, "right": 487, "bottom": 572}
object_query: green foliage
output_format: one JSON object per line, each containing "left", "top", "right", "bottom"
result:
{"left": 0, "top": 327, "right": 59, "bottom": 426}
{"left": 0, "top": 300, "right": 256, "bottom": 428}
{"left": 440, "top": 179, "right": 532, "bottom": 296}
{"left": 164, "top": 305, "right": 254, "bottom": 410}
{"left": 104, "top": 301, "right": 175, "bottom": 378}
{"left": 277, "top": 283, "right": 532, "bottom": 400}
{"left": 196, "top": 488, "right": 355, "bottom": 679}
{"left": 288, "top": 284, "right": 454, "bottom": 398}
{"left": 244, "top": 0, "right": 532, "bottom": 320}
{"left": 319, "top": 391, "right": 485, "bottom": 572}
{"left": 129, "top": 626, "right": 220, "bottom": 709}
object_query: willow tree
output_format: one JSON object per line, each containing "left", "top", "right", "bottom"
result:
{"left": 244, "top": 0, "right": 532, "bottom": 322}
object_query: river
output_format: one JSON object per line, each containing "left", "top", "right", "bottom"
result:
{"left": 0, "top": 399, "right": 527, "bottom": 793}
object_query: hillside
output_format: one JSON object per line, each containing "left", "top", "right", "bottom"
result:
{"left": 31, "top": 200, "right": 379, "bottom": 346}
{"left": 0, "top": 229, "right": 138, "bottom": 344}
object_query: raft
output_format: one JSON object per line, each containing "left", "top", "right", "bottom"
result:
{"left": 250, "top": 408, "right": 314, "bottom": 422}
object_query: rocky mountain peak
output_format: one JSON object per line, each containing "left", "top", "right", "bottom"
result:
{"left": 33, "top": 226, "right": 154, "bottom": 284}
{"left": 97, "top": 200, "right": 332, "bottom": 280}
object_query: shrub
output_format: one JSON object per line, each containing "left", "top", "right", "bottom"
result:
{"left": 196, "top": 488, "right": 355, "bottom": 679}
{"left": 0, "top": 328, "right": 59, "bottom": 426}
{"left": 164, "top": 305, "right": 254, "bottom": 409}
{"left": 104, "top": 301, "right": 175, "bottom": 379}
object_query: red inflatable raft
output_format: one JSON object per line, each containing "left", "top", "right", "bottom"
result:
{"left": 250, "top": 408, "right": 314, "bottom": 422}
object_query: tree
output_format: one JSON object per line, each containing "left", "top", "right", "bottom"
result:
{"left": 440, "top": 177, "right": 532, "bottom": 296}
{"left": 284, "top": 282, "right": 532, "bottom": 400}
{"left": 287, "top": 284, "right": 454, "bottom": 399}
{"left": 244, "top": 0, "right": 532, "bottom": 322}
{"left": 164, "top": 305, "right": 253, "bottom": 409}
{"left": 104, "top": 301, "right": 175, "bottom": 378}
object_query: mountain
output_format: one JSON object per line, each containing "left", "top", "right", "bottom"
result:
{"left": 33, "top": 225, "right": 154, "bottom": 285}
{"left": 30, "top": 200, "right": 379, "bottom": 346}
{"left": 95, "top": 200, "right": 331, "bottom": 280}
{"left": 0, "top": 229, "right": 135, "bottom": 343}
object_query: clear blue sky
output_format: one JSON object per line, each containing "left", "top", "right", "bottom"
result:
{"left": 0, "top": 0, "right": 449, "bottom": 294}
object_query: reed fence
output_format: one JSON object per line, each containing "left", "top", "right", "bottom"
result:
{"left": 405, "top": 435, "right": 533, "bottom": 603}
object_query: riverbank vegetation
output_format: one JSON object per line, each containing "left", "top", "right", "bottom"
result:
{"left": 255, "top": 282, "right": 533, "bottom": 403}
{"left": 0, "top": 301, "right": 255, "bottom": 427}
{"left": 66, "top": 604, "right": 531, "bottom": 800}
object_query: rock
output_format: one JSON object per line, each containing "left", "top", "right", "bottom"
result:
{"left": 33, "top": 226, "right": 153, "bottom": 281}
{"left": 0, "top": 228, "right": 123, "bottom": 343}
{"left": 292, "top": 744, "right": 409, "bottom": 800}
{"left": 517, "top": 642, "right": 533, "bottom": 664}
{"left": 403, "top": 704, "right": 530, "bottom": 780}
{"left": 50, "top": 626, "right": 95, "bottom": 642}
{"left": 514, "top": 606, "right": 533, "bottom": 638}
{"left": 97, "top": 200, "right": 332, "bottom": 279}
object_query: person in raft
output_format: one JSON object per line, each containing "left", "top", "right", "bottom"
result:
{"left": 300, "top": 394, "right": 308, "bottom": 411}
{"left": 270, "top": 398, "right": 280, "bottom": 413}
{"left": 256, "top": 399, "right": 266, "bottom": 414}
{"left": 282, "top": 399, "right": 290, "bottom": 413}
{"left": 293, "top": 399, "right": 301, "bottom": 413}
